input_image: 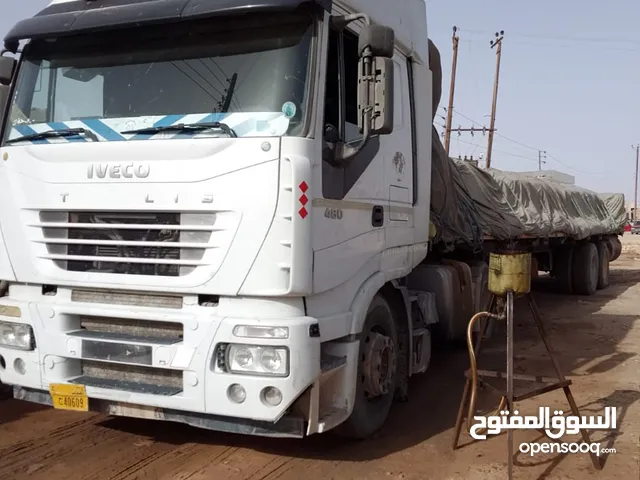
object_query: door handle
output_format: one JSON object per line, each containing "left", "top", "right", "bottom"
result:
{"left": 372, "top": 205, "right": 384, "bottom": 227}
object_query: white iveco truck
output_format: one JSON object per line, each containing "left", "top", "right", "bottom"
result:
{"left": 0, "top": 0, "right": 622, "bottom": 438}
{"left": 0, "top": 0, "right": 437, "bottom": 438}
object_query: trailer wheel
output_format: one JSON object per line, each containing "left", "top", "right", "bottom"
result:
{"left": 609, "top": 236, "right": 622, "bottom": 262}
{"left": 553, "top": 246, "right": 574, "bottom": 294}
{"left": 572, "top": 243, "right": 599, "bottom": 295}
{"left": 337, "top": 294, "right": 398, "bottom": 439}
{"left": 595, "top": 241, "right": 610, "bottom": 290}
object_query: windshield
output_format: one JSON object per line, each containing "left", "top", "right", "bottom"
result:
{"left": 3, "top": 11, "right": 314, "bottom": 145}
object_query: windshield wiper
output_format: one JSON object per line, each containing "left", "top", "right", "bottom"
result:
{"left": 121, "top": 121, "right": 237, "bottom": 138}
{"left": 5, "top": 127, "right": 100, "bottom": 144}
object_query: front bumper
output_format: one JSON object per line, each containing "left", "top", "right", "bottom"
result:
{"left": 0, "top": 286, "right": 320, "bottom": 425}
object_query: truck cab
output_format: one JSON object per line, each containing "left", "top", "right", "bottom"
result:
{"left": 0, "top": 0, "right": 437, "bottom": 438}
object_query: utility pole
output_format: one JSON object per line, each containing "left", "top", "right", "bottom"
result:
{"left": 633, "top": 145, "right": 639, "bottom": 220}
{"left": 485, "top": 30, "right": 505, "bottom": 169}
{"left": 538, "top": 150, "right": 547, "bottom": 171}
{"left": 444, "top": 26, "right": 460, "bottom": 155}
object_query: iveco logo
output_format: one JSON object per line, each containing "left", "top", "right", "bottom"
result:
{"left": 87, "top": 163, "right": 150, "bottom": 179}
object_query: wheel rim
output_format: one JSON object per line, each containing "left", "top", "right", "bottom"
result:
{"left": 361, "top": 329, "right": 397, "bottom": 400}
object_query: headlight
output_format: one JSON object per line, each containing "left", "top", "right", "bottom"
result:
{"left": 225, "top": 344, "right": 289, "bottom": 377}
{"left": 0, "top": 321, "right": 34, "bottom": 350}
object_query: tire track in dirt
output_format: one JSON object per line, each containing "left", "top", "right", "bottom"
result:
{"left": 0, "top": 416, "right": 129, "bottom": 479}
{"left": 124, "top": 443, "right": 237, "bottom": 480}
{"left": 155, "top": 445, "right": 242, "bottom": 480}
{"left": 0, "top": 412, "right": 106, "bottom": 456}
{"left": 96, "top": 442, "right": 241, "bottom": 480}
{"left": 0, "top": 407, "right": 100, "bottom": 449}
{"left": 1, "top": 258, "right": 639, "bottom": 480}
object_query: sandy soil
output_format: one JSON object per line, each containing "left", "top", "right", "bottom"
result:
{"left": 1, "top": 238, "right": 639, "bottom": 480}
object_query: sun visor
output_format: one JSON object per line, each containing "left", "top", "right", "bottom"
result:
{"left": 4, "top": 0, "right": 332, "bottom": 49}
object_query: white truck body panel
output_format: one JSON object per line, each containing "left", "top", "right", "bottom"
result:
{"left": 0, "top": 0, "right": 436, "bottom": 437}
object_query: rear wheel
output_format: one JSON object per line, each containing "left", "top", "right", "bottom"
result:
{"left": 572, "top": 243, "right": 599, "bottom": 295}
{"left": 595, "top": 241, "right": 610, "bottom": 290}
{"left": 553, "top": 246, "right": 574, "bottom": 294}
{"left": 609, "top": 236, "right": 622, "bottom": 261}
{"left": 337, "top": 294, "right": 398, "bottom": 439}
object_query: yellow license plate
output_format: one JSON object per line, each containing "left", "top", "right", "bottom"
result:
{"left": 49, "top": 383, "right": 88, "bottom": 412}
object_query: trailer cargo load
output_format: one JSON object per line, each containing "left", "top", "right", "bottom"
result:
{"left": 428, "top": 44, "right": 625, "bottom": 249}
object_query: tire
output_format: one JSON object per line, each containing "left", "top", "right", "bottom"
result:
{"left": 0, "top": 382, "right": 10, "bottom": 399}
{"left": 572, "top": 243, "right": 599, "bottom": 295}
{"left": 336, "top": 294, "right": 398, "bottom": 439}
{"left": 595, "top": 241, "right": 610, "bottom": 290}
{"left": 609, "top": 236, "right": 622, "bottom": 262}
{"left": 553, "top": 246, "right": 574, "bottom": 294}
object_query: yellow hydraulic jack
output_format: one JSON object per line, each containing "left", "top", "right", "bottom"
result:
{"left": 452, "top": 251, "right": 602, "bottom": 479}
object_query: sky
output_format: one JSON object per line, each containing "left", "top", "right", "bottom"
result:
{"left": 428, "top": 0, "right": 640, "bottom": 202}
{"left": 2, "top": 0, "right": 639, "bottom": 201}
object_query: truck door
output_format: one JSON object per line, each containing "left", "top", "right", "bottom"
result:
{"left": 313, "top": 25, "right": 388, "bottom": 292}
{"left": 384, "top": 54, "right": 414, "bottom": 240}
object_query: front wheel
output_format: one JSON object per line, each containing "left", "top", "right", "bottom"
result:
{"left": 336, "top": 294, "right": 398, "bottom": 439}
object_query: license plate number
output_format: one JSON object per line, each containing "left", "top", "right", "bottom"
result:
{"left": 49, "top": 384, "right": 88, "bottom": 412}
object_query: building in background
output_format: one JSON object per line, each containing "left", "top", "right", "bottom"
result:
{"left": 625, "top": 201, "right": 635, "bottom": 221}
{"left": 517, "top": 170, "right": 576, "bottom": 185}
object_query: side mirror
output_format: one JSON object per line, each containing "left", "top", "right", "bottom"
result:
{"left": 0, "top": 56, "right": 16, "bottom": 85}
{"left": 357, "top": 24, "right": 394, "bottom": 137}
{"left": 359, "top": 25, "right": 395, "bottom": 59}
{"left": 0, "top": 85, "right": 9, "bottom": 120}
{"left": 357, "top": 56, "right": 393, "bottom": 136}
{"left": 326, "top": 16, "right": 395, "bottom": 166}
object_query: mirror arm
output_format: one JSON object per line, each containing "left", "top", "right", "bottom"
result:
{"left": 331, "top": 13, "right": 371, "bottom": 30}
{"left": 331, "top": 47, "right": 374, "bottom": 167}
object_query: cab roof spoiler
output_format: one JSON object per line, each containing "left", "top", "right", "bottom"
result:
{"left": 4, "top": 0, "right": 332, "bottom": 51}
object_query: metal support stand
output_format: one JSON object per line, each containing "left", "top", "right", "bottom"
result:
{"left": 452, "top": 291, "right": 601, "bottom": 479}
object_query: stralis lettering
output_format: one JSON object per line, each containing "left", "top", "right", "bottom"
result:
{"left": 87, "top": 163, "right": 150, "bottom": 179}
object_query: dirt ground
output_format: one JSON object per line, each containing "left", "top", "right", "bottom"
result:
{"left": 1, "top": 238, "right": 640, "bottom": 480}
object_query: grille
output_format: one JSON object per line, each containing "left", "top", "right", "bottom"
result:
{"left": 37, "top": 211, "right": 216, "bottom": 276}
{"left": 77, "top": 316, "right": 183, "bottom": 343}
{"left": 62, "top": 316, "right": 185, "bottom": 395}
{"left": 73, "top": 360, "right": 184, "bottom": 396}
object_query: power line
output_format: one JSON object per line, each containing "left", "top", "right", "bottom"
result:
{"left": 509, "top": 40, "right": 640, "bottom": 54}
{"left": 457, "top": 27, "right": 640, "bottom": 46}
{"left": 179, "top": 61, "right": 225, "bottom": 98}
{"left": 169, "top": 62, "right": 219, "bottom": 102}
{"left": 451, "top": 108, "right": 483, "bottom": 126}
{"left": 455, "top": 138, "right": 538, "bottom": 163}
{"left": 446, "top": 112, "right": 607, "bottom": 176}
{"left": 198, "top": 59, "right": 227, "bottom": 89}
{"left": 452, "top": 28, "right": 640, "bottom": 54}
{"left": 495, "top": 132, "right": 540, "bottom": 151}
{"left": 456, "top": 139, "right": 604, "bottom": 176}
{"left": 545, "top": 153, "right": 608, "bottom": 176}
{"left": 452, "top": 108, "right": 591, "bottom": 170}
{"left": 452, "top": 108, "right": 540, "bottom": 151}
